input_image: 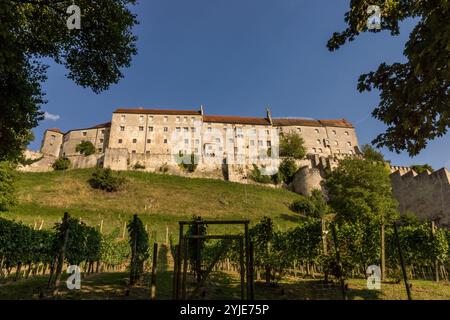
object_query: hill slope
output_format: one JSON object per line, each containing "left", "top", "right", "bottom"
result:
{"left": 1, "top": 169, "right": 302, "bottom": 241}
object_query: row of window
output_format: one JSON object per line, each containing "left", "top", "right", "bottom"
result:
{"left": 120, "top": 115, "right": 198, "bottom": 123}
{"left": 116, "top": 138, "right": 272, "bottom": 146}
{"left": 117, "top": 125, "right": 273, "bottom": 135}
{"left": 282, "top": 127, "right": 351, "bottom": 136}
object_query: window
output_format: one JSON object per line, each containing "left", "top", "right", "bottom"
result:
{"left": 50, "top": 135, "right": 56, "bottom": 142}
{"left": 164, "top": 127, "right": 168, "bottom": 132}
{"left": 147, "top": 139, "right": 151, "bottom": 144}
{"left": 258, "top": 140, "right": 263, "bottom": 146}
{"left": 332, "top": 130, "right": 337, "bottom": 135}
{"left": 234, "top": 147, "right": 238, "bottom": 153}
{"left": 163, "top": 116, "right": 168, "bottom": 122}
{"left": 315, "top": 129, "right": 320, "bottom": 134}
{"left": 183, "top": 117, "right": 188, "bottom": 123}
{"left": 318, "top": 148, "right": 323, "bottom": 153}
{"left": 163, "top": 138, "right": 168, "bottom": 144}
{"left": 99, "top": 139, "right": 104, "bottom": 143}
{"left": 208, "top": 127, "right": 212, "bottom": 132}
{"left": 267, "top": 141, "right": 271, "bottom": 147}
{"left": 184, "top": 139, "right": 189, "bottom": 144}
{"left": 345, "top": 131, "right": 349, "bottom": 136}
{"left": 349, "top": 150, "right": 354, "bottom": 155}
{"left": 98, "top": 148, "right": 102, "bottom": 153}
{"left": 82, "top": 131, "right": 87, "bottom": 136}
{"left": 194, "top": 148, "right": 199, "bottom": 153}
{"left": 132, "top": 139, "right": 137, "bottom": 143}
{"left": 191, "top": 117, "right": 195, "bottom": 122}
{"left": 120, "top": 115, "right": 125, "bottom": 122}
{"left": 139, "top": 115, "right": 144, "bottom": 122}
{"left": 118, "top": 139, "right": 123, "bottom": 144}
{"left": 176, "top": 116, "right": 180, "bottom": 123}
{"left": 146, "top": 151, "right": 150, "bottom": 154}
{"left": 223, "top": 127, "right": 227, "bottom": 132}
{"left": 139, "top": 126, "right": 144, "bottom": 131}
{"left": 195, "top": 139, "right": 200, "bottom": 144}
{"left": 183, "top": 127, "right": 188, "bottom": 132}
{"left": 335, "top": 140, "right": 339, "bottom": 146}
{"left": 176, "top": 127, "right": 181, "bottom": 132}
{"left": 229, "top": 138, "right": 234, "bottom": 143}
{"left": 347, "top": 141, "right": 352, "bottom": 146}
{"left": 266, "top": 130, "right": 270, "bottom": 135}
{"left": 100, "top": 130, "right": 105, "bottom": 134}
{"left": 148, "top": 126, "right": 153, "bottom": 132}
{"left": 132, "top": 150, "right": 136, "bottom": 154}
{"left": 250, "top": 140, "right": 255, "bottom": 146}
{"left": 297, "top": 127, "right": 302, "bottom": 133}
{"left": 312, "top": 148, "right": 317, "bottom": 153}
{"left": 120, "top": 126, "right": 125, "bottom": 131}
{"left": 316, "top": 139, "right": 321, "bottom": 145}
{"left": 148, "top": 116, "right": 153, "bottom": 122}
{"left": 191, "top": 127, "right": 195, "bottom": 132}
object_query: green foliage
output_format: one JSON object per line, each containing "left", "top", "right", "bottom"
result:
{"left": 290, "top": 190, "right": 330, "bottom": 218}
{"left": 361, "top": 144, "right": 385, "bottom": 162}
{"left": 325, "top": 158, "right": 398, "bottom": 224}
{"left": 88, "top": 168, "right": 126, "bottom": 192}
{"left": 101, "top": 229, "right": 130, "bottom": 267}
{"left": 0, "top": 1, "right": 138, "bottom": 162}
{"left": 19, "top": 156, "right": 43, "bottom": 166}
{"left": 411, "top": 164, "right": 433, "bottom": 174}
{"left": 0, "top": 161, "right": 16, "bottom": 211}
{"left": 178, "top": 152, "right": 199, "bottom": 172}
{"left": 76, "top": 141, "right": 96, "bottom": 156}
{"left": 133, "top": 162, "right": 146, "bottom": 170}
{"left": 278, "top": 158, "right": 298, "bottom": 184}
{"left": 52, "top": 157, "right": 71, "bottom": 171}
{"left": 248, "top": 164, "right": 280, "bottom": 185}
{"left": 328, "top": 1, "right": 450, "bottom": 156}
{"left": 279, "top": 132, "right": 307, "bottom": 159}
{"left": 127, "top": 214, "right": 150, "bottom": 285}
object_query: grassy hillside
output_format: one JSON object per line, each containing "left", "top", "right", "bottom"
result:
{"left": 1, "top": 169, "right": 302, "bottom": 241}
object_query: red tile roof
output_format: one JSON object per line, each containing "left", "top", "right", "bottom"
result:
{"left": 318, "top": 119, "right": 354, "bottom": 128}
{"left": 272, "top": 118, "right": 321, "bottom": 127}
{"left": 65, "top": 122, "right": 111, "bottom": 134}
{"left": 203, "top": 115, "right": 271, "bottom": 125}
{"left": 113, "top": 108, "right": 202, "bottom": 115}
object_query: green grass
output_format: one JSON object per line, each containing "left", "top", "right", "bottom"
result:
{"left": 1, "top": 169, "right": 301, "bottom": 241}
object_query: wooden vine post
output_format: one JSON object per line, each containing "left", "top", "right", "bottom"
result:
{"left": 151, "top": 242, "right": 158, "bottom": 299}
{"left": 53, "top": 212, "right": 70, "bottom": 296}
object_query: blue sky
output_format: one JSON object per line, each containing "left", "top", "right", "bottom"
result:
{"left": 33, "top": 0, "right": 450, "bottom": 169}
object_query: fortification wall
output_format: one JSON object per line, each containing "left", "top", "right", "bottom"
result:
{"left": 67, "top": 154, "right": 104, "bottom": 169}
{"left": 390, "top": 168, "right": 450, "bottom": 227}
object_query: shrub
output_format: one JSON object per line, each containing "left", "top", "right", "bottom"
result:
{"left": 88, "top": 168, "right": 126, "bottom": 192}
{"left": 0, "top": 161, "right": 16, "bottom": 211}
{"left": 52, "top": 157, "right": 71, "bottom": 170}
{"left": 278, "top": 158, "right": 298, "bottom": 184}
{"left": 19, "top": 155, "right": 43, "bottom": 166}
{"left": 178, "top": 152, "right": 198, "bottom": 172}
{"left": 133, "top": 162, "right": 145, "bottom": 170}
{"left": 76, "top": 141, "right": 96, "bottom": 156}
{"left": 290, "top": 189, "right": 329, "bottom": 218}
{"left": 248, "top": 164, "right": 273, "bottom": 184}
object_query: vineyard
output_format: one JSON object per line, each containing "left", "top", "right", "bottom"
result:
{"left": 1, "top": 212, "right": 449, "bottom": 300}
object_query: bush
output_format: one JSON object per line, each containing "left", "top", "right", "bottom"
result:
{"left": 290, "top": 190, "right": 329, "bottom": 218}
{"left": 278, "top": 158, "right": 297, "bottom": 184}
{"left": 248, "top": 164, "right": 274, "bottom": 184}
{"left": 178, "top": 152, "right": 198, "bottom": 172}
{"left": 88, "top": 168, "right": 126, "bottom": 192}
{"left": 133, "top": 162, "right": 145, "bottom": 170}
{"left": 76, "top": 141, "right": 96, "bottom": 156}
{"left": 52, "top": 157, "right": 71, "bottom": 170}
{"left": 0, "top": 161, "right": 16, "bottom": 211}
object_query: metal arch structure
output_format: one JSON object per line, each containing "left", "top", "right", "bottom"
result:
{"left": 172, "top": 220, "right": 254, "bottom": 300}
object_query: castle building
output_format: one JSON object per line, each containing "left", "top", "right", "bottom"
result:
{"left": 40, "top": 107, "right": 360, "bottom": 172}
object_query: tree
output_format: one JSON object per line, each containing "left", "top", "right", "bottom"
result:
{"left": 290, "top": 189, "right": 330, "bottom": 218}
{"left": 410, "top": 164, "right": 433, "bottom": 174}
{"left": 325, "top": 158, "right": 398, "bottom": 224}
{"left": 0, "top": 161, "right": 16, "bottom": 211}
{"left": 328, "top": 1, "right": 449, "bottom": 156}
{"left": 278, "top": 158, "right": 298, "bottom": 184}
{"left": 279, "top": 132, "right": 307, "bottom": 160}
{"left": 0, "top": 1, "right": 138, "bottom": 162}
{"left": 76, "top": 141, "right": 96, "bottom": 156}
{"left": 361, "top": 144, "right": 385, "bottom": 162}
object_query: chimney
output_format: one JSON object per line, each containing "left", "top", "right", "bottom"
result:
{"left": 266, "top": 107, "right": 273, "bottom": 125}
{"left": 200, "top": 104, "right": 204, "bottom": 115}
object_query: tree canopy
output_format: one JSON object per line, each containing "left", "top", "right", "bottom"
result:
{"left": 325, "top": 158, "right": 398, "bottom": 224}
{"left": 0, "top": 0, "right": 138, "bottom": 162}
{"left": 328, "top": 1, "right": 449, "bottom": 156}
{"left": 279, "top": 131, "right": 307, "bottom": 160}
{"left": 361, "top": 143, "right": 385, "bottom": 162}
{"left": 76, "top": 141, "right": 96, "bottom": 156}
